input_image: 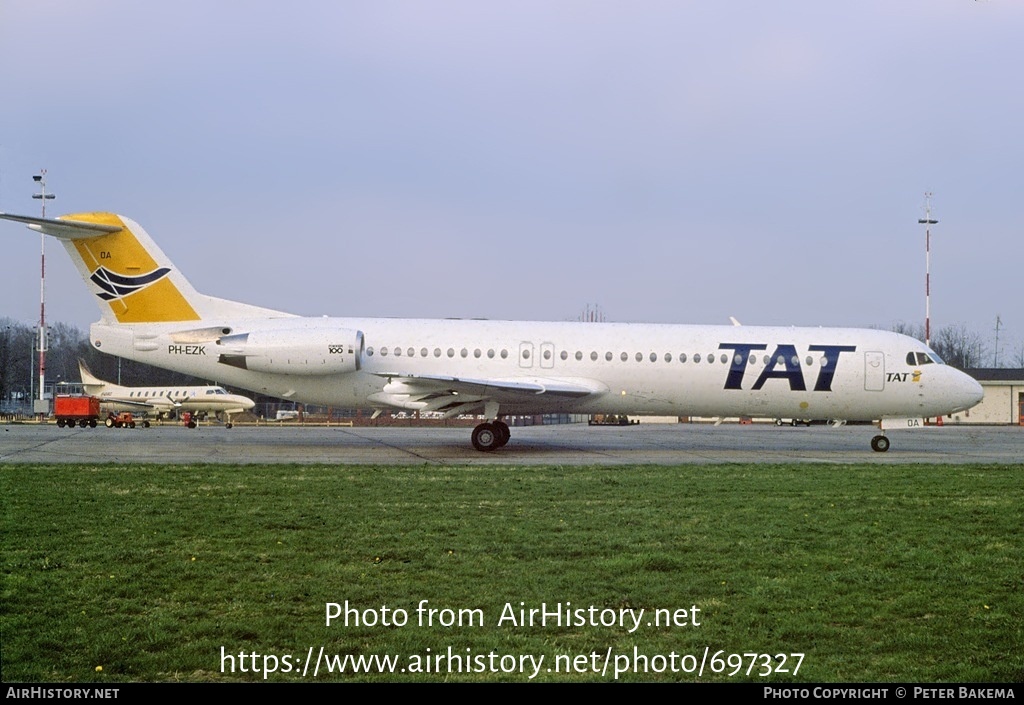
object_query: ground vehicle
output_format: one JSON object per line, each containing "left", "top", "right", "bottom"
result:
{"left": 775, "top": 418, "right": 812, "bottom": 426}
{"left": 54, "top": 395, "right": 101, "bottom": 428}
{"left": 105, "top": 411, "right": 137, "bottom": 429}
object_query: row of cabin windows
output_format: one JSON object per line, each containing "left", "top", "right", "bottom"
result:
{"left": 364, "top": 346, "right": 838, "bottom": 368}
{"left": 128, "top": 389, "right": 225, "bottom": 397}
{"left": 130, "top": 390, "right": 192, "bottom": 397}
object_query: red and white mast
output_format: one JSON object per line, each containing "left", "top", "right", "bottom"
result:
{"left": 32, "top": 170, "right": 54, "bottom": 412}
{"left": 917, "top": 192, "right": 938, "bottom": 348}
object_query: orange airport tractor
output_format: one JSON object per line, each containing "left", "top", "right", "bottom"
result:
{"left": 105, "top": 411, "right": 137, "bottom": 429}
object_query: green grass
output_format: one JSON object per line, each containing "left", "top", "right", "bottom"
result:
{"left": 2, "top": 463, "right": 1022, "bottom": 682}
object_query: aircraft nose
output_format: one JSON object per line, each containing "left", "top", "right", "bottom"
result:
{"left": 954, "top": 371, "right": 984, "bottom": 411}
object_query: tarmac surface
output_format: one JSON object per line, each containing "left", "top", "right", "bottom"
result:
{"left": 1, "top": 421, "right": 1020, "bottom": 465}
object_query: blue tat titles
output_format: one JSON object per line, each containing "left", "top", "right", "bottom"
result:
{"left": 718, "top": 343, "right": 857, "bottom": 392}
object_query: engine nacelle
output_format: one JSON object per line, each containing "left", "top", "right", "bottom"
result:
{"left": 216, "top": 328, "right": 364, "bottom": 375}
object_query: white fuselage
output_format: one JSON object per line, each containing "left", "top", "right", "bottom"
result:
{"left": 89, "top": 317, "right": 983, "bottom": 421}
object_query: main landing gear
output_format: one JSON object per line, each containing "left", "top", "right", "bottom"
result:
{"left": 471, "top": 420, "right": 511, "bottom": 452}
{"left": 870, "top": 434, "right": 890, "bottom": 453}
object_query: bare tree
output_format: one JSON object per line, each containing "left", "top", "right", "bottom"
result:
{"left": 930, "top": 324, "right": 987, "bottom": 370}
{"left": 890, "top": 321, "right": 926, "bottom": 342}
{"left": 1013, "top": 340, "right": 1024, "bottom": 369}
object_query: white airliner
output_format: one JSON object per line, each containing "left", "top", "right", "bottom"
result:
{"left": 0, "top": 211, "right": 983, "bottom": 452}
{"left": 77, "top": 360, "right": 255, "bottom": 428}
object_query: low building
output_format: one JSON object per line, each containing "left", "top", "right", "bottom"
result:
{"left": 959, "top": 369, "right": 1024, "bottom": 425}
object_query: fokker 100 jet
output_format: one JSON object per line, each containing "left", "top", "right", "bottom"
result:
{"left": 0, "top": 211, "right": 983, "bottom": 452}
{"left": 77, "top": 360, "right": 254, "bottom": 427}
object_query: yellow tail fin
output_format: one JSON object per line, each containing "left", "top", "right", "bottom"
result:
{"left": 63, "top": 212, "right": 202, "bottom": 323}
{"left": 1, "top": 211, "right": 289, "bottom": 324}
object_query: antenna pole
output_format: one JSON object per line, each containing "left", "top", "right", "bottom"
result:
{"left": 917, "top": 193, "right": 938, "bottom": 348}
{"left": 993, "top": 315, "right": 1001, "bottom": 367}
{"left": 32, "top": 169, "right": 55, "bottom": 414}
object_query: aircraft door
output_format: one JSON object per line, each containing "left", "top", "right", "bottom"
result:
{"left": 519, "top": 342, "right": 534, "bottom": 369}
{"left": 540, "top": 342, "right": 555, "bottom": 369}
{"left": 864, "top": 351, "right": 885, "bottom": 391}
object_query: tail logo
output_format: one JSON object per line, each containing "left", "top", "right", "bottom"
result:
{"left": 90, "top": 265, "right": 171, "bottom": 302}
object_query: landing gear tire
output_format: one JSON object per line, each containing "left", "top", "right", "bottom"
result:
{"left": 472, "top": 422, "right": 501, "bottom": 452}
{"left": 493, "top": 420, "right": 510, "bottom": 448}
{"left": 225, "top": 422, "right": 233, "bottom": 429}
{"left": 871, "top": 435, "right": 890, "bottom": 453}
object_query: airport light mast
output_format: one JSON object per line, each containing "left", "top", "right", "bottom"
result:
{"left": 32, "top": 170, "right": 54, "bottom": 413}
{"left": 917, "top": 193, "right": 938, "bottom": 348}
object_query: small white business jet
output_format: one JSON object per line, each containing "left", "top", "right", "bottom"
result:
{"left": 0, "top": 212, "right": 983, "bottom": 452}
{"left": 77, "top": 360, "right": 254, "bottom": 427}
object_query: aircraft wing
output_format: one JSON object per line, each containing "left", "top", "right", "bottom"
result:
{"left": 98, "top": 396, "right": 179, "bottom": 411}
{"left": 99, "top": 398, "right": 159, "bottom": 410}
{"left": 368, "top": 373, "right": 606, "bottom": 416}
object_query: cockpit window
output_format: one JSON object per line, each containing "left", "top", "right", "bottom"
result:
{"left": 906, "top": 351, "right": 941, "bottom": 366}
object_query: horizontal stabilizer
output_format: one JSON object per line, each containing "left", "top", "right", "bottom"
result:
{"left": 0, "top": 212, "right": 122, "bottom": 239}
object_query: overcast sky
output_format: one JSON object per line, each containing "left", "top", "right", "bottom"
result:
{"left": 1, "top": 2, "right": 1021, "bottom": 360}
